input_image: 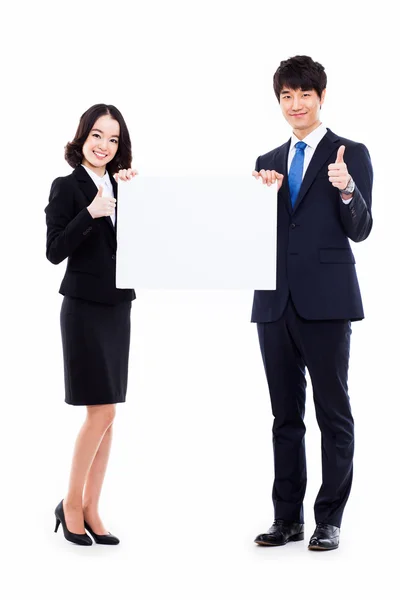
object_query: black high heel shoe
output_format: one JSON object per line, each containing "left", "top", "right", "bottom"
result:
{"left": 54, "top": 500, "right": 92, "bottom": 546}
{"left": 84, "top": 520, "right": 120, "bottom": 545}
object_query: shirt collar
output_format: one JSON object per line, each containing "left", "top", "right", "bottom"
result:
{"left": 81, "top": 164, "right": 112, "bottom": 187}
{"left": 289, "top": 123, "right": 327, "bottom": 151}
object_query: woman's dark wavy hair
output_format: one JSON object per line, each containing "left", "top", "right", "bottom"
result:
{"left": 273, "top": 55, "right": 327, "bottom": 101}
{"left": 65, "top": 104, "right": 132, "bottom": 174}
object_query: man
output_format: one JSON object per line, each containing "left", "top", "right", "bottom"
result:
{"left": 252, "top": 55, "right": 372, "bottom": 551}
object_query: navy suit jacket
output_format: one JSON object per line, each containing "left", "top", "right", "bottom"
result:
{"left": 251, "top": 128, "right": 373, "bottom": 323}
{"left": 45, "top": 165, "right": 135, "bottom": 305}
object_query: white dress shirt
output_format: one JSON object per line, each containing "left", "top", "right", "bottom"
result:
{"left": 287, "top": 124, "right": 352, "bottom": 204}
{"left": 81, "top": 164, "right": 116, "bottom": 226}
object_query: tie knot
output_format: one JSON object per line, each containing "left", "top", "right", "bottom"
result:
{"left": 295, "top": 141, "right": 307, "bottom": 151}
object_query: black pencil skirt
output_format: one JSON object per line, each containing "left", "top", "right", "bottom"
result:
{"left": 60, "top": 296, "right": 132, "bottom": 406}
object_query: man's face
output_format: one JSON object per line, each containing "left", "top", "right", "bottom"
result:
{"left": 279, "top": 87, "right": 326, "bottom": 136}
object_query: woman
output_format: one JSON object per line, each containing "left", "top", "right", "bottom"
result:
{"left": 45, "top": 104, "right": 137, "bottom": 546}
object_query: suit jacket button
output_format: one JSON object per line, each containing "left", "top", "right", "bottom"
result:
{"left": 111, "top": 254, "right": 116, "bottom": 260}
{"left": 291, "top": 223, "right": 296, "bottom": 229}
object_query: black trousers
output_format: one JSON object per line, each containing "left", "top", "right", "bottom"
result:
{"left": 257, "top": 298, "right": 353, "bottom": 527}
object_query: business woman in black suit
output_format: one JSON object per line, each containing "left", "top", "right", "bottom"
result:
{"left": 45, "top": 104, "right": 137, "bottom": 545}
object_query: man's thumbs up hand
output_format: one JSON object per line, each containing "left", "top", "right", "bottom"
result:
{"left": 328, "top": 145, "right": 351, "bottom": 192}
{"left": 335, "top": 145, "right": 346, "bottom": 163}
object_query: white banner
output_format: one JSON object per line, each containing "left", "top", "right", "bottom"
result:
{"left": 116, "top": 176, "right": 277, "bottom": 289}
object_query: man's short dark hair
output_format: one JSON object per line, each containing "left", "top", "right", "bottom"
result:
{"left": 273, "top": 55, "right": 327, "bottom": 101}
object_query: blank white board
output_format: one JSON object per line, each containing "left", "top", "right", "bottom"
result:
{"left": 116, "top": 176, "right": 277, "bottom": 289}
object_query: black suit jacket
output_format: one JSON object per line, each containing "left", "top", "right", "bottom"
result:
{"left": 251, "top": 128, "right": 373, "bottom": 323}
{"left": 45, "top": 165, "right": 135, "bottom": 305}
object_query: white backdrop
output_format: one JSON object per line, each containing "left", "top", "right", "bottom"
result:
{"left": 2, "top": 0, "right": 398, "bottom": 597}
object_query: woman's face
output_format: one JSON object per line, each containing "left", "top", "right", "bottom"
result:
{"left": 82, "top": 114, "right": 120, "bottom": 175}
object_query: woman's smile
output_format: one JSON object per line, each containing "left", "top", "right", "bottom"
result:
{"left": 93, "top": 150, "right": 107, "bottom": 159}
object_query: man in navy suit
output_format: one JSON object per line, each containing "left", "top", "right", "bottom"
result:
{"left": 252, "top": 56, "right": 373, "bottom": 551}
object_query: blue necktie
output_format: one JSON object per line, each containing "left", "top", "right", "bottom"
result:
{"left": 288, "top": 141, "right": 307, "bottom": 208}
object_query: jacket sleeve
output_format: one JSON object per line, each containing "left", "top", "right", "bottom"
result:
{"left": 45, "top": 177, "right": 96, "bottom": 265}
{"left": 338, "top": 143, "right": 373, "bottom": 243}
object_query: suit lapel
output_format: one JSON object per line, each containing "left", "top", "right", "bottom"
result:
{"left": 73, "top": 165, "right": 98, "bottom": 206}
{"left": 275, "top": 140, "right": 292, "bottom": 215}
{"left": 104, "top": 170, "right": 117, "bottom": 234}
{"left": 292, "top": 128, "right": 341, "bottom": 213}
{"left": 110, "top": 173, "right": 119, "bottom": 237}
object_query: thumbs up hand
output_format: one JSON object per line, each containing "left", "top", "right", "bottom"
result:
{"left": 335, "top": 145, "right": 346, "bottom": 164}
{"left": 328, "top": 145, "right": 351, "bottom": 191}
{"left": 87, "top": 185, "right": 117, "bottom": 219}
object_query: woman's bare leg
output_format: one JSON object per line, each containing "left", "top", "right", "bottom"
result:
{"left": 63, "top": 404, "right": 116, "bottom": 534}
{"left": 82, "top": 424, "right": 114, "bottom": 534}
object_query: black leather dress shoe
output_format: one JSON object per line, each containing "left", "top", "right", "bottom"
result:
{"left": 308, "top": 523, "right": 340, "bottom": 551}
{"left": 254, "top": 520, "right": 304, "bottom": 546}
